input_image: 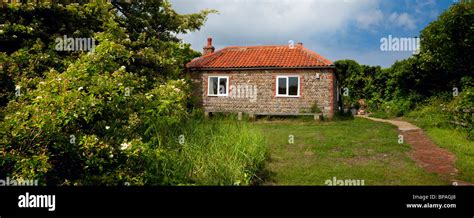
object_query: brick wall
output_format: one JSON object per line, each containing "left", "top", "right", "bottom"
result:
{"left": 190, "top": 69, "right": 336, "bottom": 118}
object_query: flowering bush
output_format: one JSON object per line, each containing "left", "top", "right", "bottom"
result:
{"left": 1, "top": 2, "right": 267, "bottom": 186}
{"left": 1, "top": 28, "right": 191, "bottom": 184}
{"left": 0, "top": 2, "right": 200, "bottom": 185}
{"left": 448, "top": 87, "right": 474, "bottom": 139}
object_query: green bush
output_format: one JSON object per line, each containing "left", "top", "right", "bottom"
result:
{"left": 405, "top": 97, "right": 451, "bottom": 129}
{"left": 0, "top": 32, "right": 190, "bottom": 184}
{"left": 0, "top": 1, "right": 224, "bottom": 185}
{"left": 406, "top": 89, "right": 473, "bottom": 141}
{"left": 379, "top": 98, "right": 413, "bottom": 117}
{"left": 0, "top": 1, "right": 267, "bottom": 186}
{"left": 448, "top": 87, "right": 474, "bottom": 138}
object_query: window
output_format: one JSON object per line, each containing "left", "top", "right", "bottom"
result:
{"left": 208, "top": 76, "right": 228, "bottom": 96}
{"left": 276, "top": 76, "right": 300, "bottom": 97}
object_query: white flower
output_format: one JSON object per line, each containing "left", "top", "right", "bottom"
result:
{"left": 119, "top": 66, "right": 126, "bottom": 71}
{"left": 78, "top": 86, "right": 83, "bottom": 91}
{"left": 120, "top": 142, "right": 132, "bottom": 150}
{"left": 109, "top": 154, "right": 114, "bottom": 158}
{"left": 36, "top": 96, "right": 42, "bottom": 99}
{"left": 145, "top": 93, "right": 154, "bottom": 100}
{"left": 105, "top": 126, "right": 110, "bottom": 130}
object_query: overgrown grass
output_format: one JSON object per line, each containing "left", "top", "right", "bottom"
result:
{"left": 404, "top": 100, "right": 451, "bottom": 129}
{"left": 405, "top": 102, "right": 474, "bottom": 183}
{"left": 253, "top": 118, "right": 446, "bottom": 185}
{"left": 145, "top": 118, "right": 267, "bottom": 185}
{"left": 368, "top": 98, "right": 415, "bottom": 119}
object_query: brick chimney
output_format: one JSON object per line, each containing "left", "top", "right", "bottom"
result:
{"left": 203, "top": 37, "right": 215, "bottom": 55}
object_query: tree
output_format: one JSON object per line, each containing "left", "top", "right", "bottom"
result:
{"left": 334, "top": 59, "right": 362, "bottom": 108}
{"left": 418, "top": 2, "right": 473, "bottom": 93}
{"left": 0, "top": 1, "right": 214, "bottom": 185}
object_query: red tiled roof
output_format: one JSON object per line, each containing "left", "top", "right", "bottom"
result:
{"left": 186, "top": 45, "right": 333, "bottom": 69}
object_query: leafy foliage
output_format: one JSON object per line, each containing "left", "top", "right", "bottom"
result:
{"left": 335, "top": 2, "right": 472, "bottom": 138}
{"left": 418, "top": 2, "right": 473, "bottom": 91}
{"left": 0, "top": 1, "right": 245, "bottom": 185}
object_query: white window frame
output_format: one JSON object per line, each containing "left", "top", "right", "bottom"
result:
{"left": 276, "top": 75, "right": 300, "bottom": 97}
{"left": 208, "top": 76, "right": 229, "bottom": 97}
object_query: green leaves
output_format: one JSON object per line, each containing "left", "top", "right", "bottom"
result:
{"left": 419, "top": 2, "right": 473, "bottom": 90}
{"left": 1, "top": 1, "right": 213, "bottom": 185}
{"left": 335, "top": 3, "right": 473, "bottom": 116}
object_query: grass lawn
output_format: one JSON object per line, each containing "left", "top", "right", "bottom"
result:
{"left": 253, "top": 118, "right": 448, "bottom": 185}
{"left": 401, "top": 114, "right": 474, "bottom": 183}
{"left": 424, "top": 128, "right": 474, "bottom": 183}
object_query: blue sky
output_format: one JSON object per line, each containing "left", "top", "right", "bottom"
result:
{"left": 170, "top": 0, "right": 454, "bottom": 68}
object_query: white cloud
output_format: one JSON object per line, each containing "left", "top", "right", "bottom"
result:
{"left": 168, "top": 0, "right": 423, "bottom": 67}
{"left": 170, "top": 0, "right": 383, "bottom": 47}
{"left": 412, "top": 0, "right": 436, "bottom": 14}
{"left": 355, "top": 9, "right": 384, "bottom": 30}
{"left": 388, "top": 12, "right": 417, "bottom": 30}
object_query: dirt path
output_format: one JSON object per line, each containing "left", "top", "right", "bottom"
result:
{"left": 359, "top": 115, "right": 472, "bottom": 186}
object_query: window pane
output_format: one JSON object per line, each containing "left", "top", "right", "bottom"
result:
{"left": 278, "top": 77, "right": 287, "bottom": 95}
{"left": 289, "top": 77, "right": 299, "bottom": 96}
{"left": 219, "top": 77, "right": 227, "bottom": 95}
{"left": 209, "top": 77, "right": 218, "bottom": 95}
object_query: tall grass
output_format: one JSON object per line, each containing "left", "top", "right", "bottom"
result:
{"left": 145, "top": 117, "right": 267, "bottom": 185}
{"left": 404, "top": 96, "right": 474, "bottom": 183}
